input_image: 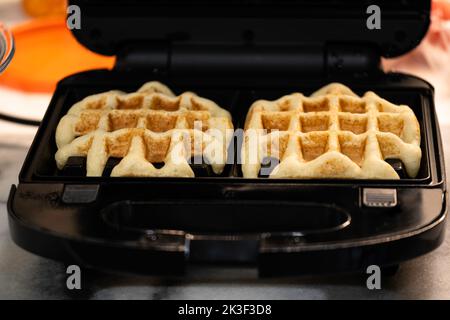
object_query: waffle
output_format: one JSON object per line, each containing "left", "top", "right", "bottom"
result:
{"left": 55, "top": 82, "right": 233, "bottom": 177}
{"left": 241, "top": 83, "right": 421, "bottom": 179}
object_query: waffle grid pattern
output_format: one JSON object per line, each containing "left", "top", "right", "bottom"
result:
{"left": 55, "top": 82, "right": 233, "bottom": 177}
{"left": 242, "top": 83, "right": 421, "bottom": 179}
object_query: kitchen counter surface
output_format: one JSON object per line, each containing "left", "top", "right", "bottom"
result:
{"left": 0, "top": 121, "right": 449, "bottom": 300}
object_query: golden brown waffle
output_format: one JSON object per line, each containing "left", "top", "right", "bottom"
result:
{"left": 241, "top": 83, "right": 421, "bottom": 179}
{"left": 55, "top": 82, "right": 233, "bottom": 177}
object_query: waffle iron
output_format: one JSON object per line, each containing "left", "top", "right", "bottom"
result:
{"left": 7, "top": 0, "right": 447, "bottom": 276}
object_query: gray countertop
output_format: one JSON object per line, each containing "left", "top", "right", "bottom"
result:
{"left": 0, "top": 123, "right": 449, "bottom": 300}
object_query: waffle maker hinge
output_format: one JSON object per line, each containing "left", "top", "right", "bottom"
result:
{"left": 114, "top": 42, "right": 381, "bottom": 78}
{"left": 115, "top": 42, "right": 170, "bottom": 75}
{"left": 325, "top": 43, "right": 381, "bottom": 77}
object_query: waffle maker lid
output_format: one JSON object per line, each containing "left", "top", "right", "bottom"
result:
{"left": 69, "top": 0, "right": 431, "bottom": 59}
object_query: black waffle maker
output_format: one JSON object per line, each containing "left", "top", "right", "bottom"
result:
{"left": 7, "top": 0, "right": 447, "bottom": 277}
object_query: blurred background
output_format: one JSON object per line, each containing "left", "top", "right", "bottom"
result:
{"left": 0, "top": 0, "right": 114, "bottom": 146}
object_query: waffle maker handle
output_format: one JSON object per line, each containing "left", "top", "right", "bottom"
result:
{"left": 100, "top": 199, "right": 352, "bottom": 268}
{"left": 9, "top": 183, "right": 446, "bottom": 276}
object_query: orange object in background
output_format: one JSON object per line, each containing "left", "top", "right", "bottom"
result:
{"left": 433, "top": 0, "right": 450, "bottom": 19}
{"left": 22, "top": 0, "right": 67, "bottom": 18}
{"left": 0, "top": 18, "right": 115, "bottom": 93}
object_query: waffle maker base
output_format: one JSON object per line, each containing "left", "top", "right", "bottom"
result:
{"left": 7, "top": 70, "right": 447, "bottom": 277}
